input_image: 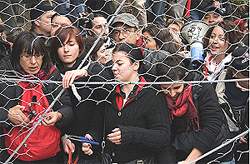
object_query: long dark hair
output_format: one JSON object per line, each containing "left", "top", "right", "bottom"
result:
{"left": 10, "top": 31, "right": 50, "bottom": 74}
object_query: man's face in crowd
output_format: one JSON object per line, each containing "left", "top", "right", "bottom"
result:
{"left": 51, "top": 15, "right": 72, "bottom": 36}
{"left": 89, "top": 16, "right": 109, "bottom": 38}
{"left": 112, "top": 23, "right": 140, "bottom": 44}
{"left": 202, "top": 12, "right": 223, "bottom": 26}
{"left": 36, "top": 10, "right": 56, "bottom": 36}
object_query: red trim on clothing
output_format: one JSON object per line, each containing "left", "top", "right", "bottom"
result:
{"left": 185, "top": 0, "right": 191, "bottom": 17}
{"left": 136, "top": 38, "right": 145, "bottom": 56}
{"left": 115, "top": 76, "right": 146, "bottom": 111}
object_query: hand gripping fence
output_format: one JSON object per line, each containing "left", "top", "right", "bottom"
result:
{"left": 4, "top": 0, "right": 127, "bottom": 163}
{"left": 188, "top": 129, "right": 250, "bottom": 164}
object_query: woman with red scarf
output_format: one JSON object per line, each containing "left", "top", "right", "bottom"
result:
{"left": 0, "top": 31, "right": 73, "bottom": 163}
{"left": 156, "top": 55, "right": 234, "bottom": 164}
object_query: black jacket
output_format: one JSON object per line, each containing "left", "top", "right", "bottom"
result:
{"left": 0, "top": 60, "right": 73, "bottom": 127}
{"left": 88, "top": 78, "right": 171, "bottom": 163}
{"left": 0, "top": 59, "right": 73, "bottom": 161}
{"left": 169, "top": 72, "right": 233, "bottom": 163}
{"left": 57, "top": 54, "right": 114, "bottom": 160}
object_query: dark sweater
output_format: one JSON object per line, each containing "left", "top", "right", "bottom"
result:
{"left": 0, "top": 60, "right": 73, "bottom": 128}
{"left": 0, "top": 60, "right": 73, "bottom": 161}
{"left": 57, "top": 54, "right": 113, "bottom": 160}
{"left": 88, "top": 78, "right": 171, "bottom": 163}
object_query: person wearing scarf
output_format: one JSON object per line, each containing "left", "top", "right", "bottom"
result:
{"left": 0, "top": 31, "right": 73, "bottom": 163}
{"left": 201, "top": 20, "right": 243, "bottom": 85}
{"left": 156, "top": 54, "right": 234, "bottom": 164}
{"left": 50, "top": 26, "right": 113, "bottom": 163}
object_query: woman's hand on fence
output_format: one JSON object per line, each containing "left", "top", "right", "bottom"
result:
{"left": 63, "top": 69, "right": 88, "bottom": 88}
{"left": 82, "top": 134, "right": 93, "bottom": 155}
{"left": 8, "top": 105, "right": 30, "bottom": 126}
{"left": 178, "top": 161, "right": 195, "bottom": 164}
{"left": 178, "top": 147, "right": 201, "bottom": 164}
{"left": 61, "top": 136, "right": 75, "bottom": 154}
{"left": 238, "top": 137, "right": 248, "bottom": 145}
{"left": 41, "top": 112, "right": 62, "bottom": 126}
{"left": 107, "top": 128, "right": 121, "bottom": 145}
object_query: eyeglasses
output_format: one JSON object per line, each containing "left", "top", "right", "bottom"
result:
{"left": 112, "top": 27, "right": 135, "bottom": 38}
{"left": 20, "top": 53, "right": 45, "bottom": 60}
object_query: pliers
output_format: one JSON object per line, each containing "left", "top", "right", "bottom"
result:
{"left": 65, "top": 134, "right": 100, "bottom": 146}
{"left": 67, "top": 149, "right": 79, "bottom": 164}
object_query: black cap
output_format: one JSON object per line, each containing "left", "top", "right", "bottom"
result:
{"left": 54, "top": 8, "right": 77, "bottom": 25}
{"left": 231, "top": 46, "right": 249, "bottom": 77}
{"left": 203, "top": 6, "right": 224, "bottom": 16}
{"left": 30, "top": 2, "right": 54, "bottom": 21}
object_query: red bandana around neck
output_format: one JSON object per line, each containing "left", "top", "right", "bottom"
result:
{"left": 165, "top": 84, "right": 201, "bottom": 132}
{"left": 22, "top": 70, "right": 46, "bottom": 79}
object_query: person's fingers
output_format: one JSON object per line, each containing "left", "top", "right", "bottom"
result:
{"left": 63, "top": 72, "right": 71, "bottom": 88}
{"left": 64, "top": 145, "right": 69, "bottom": 154}
{"left": 20, "top": 113, "right": 30, "bottom": 126}
{"left": 85, "top": 134, "right": 93, "bottom": 140}
{"left": 41, "top": 115, "right": 54, "bottom": 126}
{"left": 108, "top": 131, "right": 121, "bottom": 144}
{"left": 112, "top": 128, "right": 120, "bottom": 132}
{"left": 239, "top": 137, "right": 247, "bottom": 143}
{"left": 71, "top": 143, "right": 75, "bottom": 152}
{"left": 108, "top": 135, "right": 121, "bottom": 141}
{"left": 69, "top": 74, "right": 76, "bottom": 86}
{"left": 108, "top": 129, "right": 121, "bottom": 139}
{"left": 114, "top": 141, "right": 121, "bottom": 145}
{"left": 68, "top": 142, "right": 75, "bottom": 153}
{"left": 86, "top": 149, "right": 93, "bottom": 155}
{"left": 82, "top": 143, "right": 93, "bottom": 155}
{"left": 41, "top": 120, "right": 48, "bottom": 126}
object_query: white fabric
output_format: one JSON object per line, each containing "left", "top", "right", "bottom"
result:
{"left": 205, "top": 52, "right": 232, "bottom": 81}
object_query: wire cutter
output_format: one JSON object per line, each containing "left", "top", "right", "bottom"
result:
{"left": 65, "top": 134, "right": 100, "bottom": 146}
{"left": 67, "top": 149, "right": 79, "bottom": 164}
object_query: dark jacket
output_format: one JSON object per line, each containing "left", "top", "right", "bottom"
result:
{"left": 57, "top": 54, "right": 114, "bottom": 160}
{"left": 170, "top": 72, "right": 233, "bottom": 163}
{"left": 88, "top": 77, "right": 171, "bottom": 163}
{"left": 0, "top": 60, "right": 73, "bottom": 127}
{"left": 216, "top": 69, "right": 249, "bottom": 163}
{"left": 0, "top": 59, "right": 73, "bottom": 161}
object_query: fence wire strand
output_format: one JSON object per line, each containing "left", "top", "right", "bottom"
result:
{"left": 0, "top": 0, "right": 249, "bottom": 163}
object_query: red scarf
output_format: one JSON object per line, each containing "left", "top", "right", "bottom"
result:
{"left": 165, "top": 84, "right": 201, "bottom": 132}
{"left": 22, "top": 70, "right": 46, "bottom": 79}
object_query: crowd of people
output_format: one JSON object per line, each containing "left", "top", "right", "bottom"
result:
{"left": 0, "top": 0, "right": 249, "bottom": 164}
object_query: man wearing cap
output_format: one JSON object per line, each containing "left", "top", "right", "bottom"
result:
{"left": 50, "top": 8, "right": 76, "bottom": 36}
{"left": 111, "top": 13, "right": 142, "bottom": 45}
{"left": 30, "top": 2, "right": 55, "bottom": 37}
{"left": 201, "top": 6, "right": 224, "bottom": 26}
{"left": 215, "top": 46, "right": 249, "bottom": 164}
